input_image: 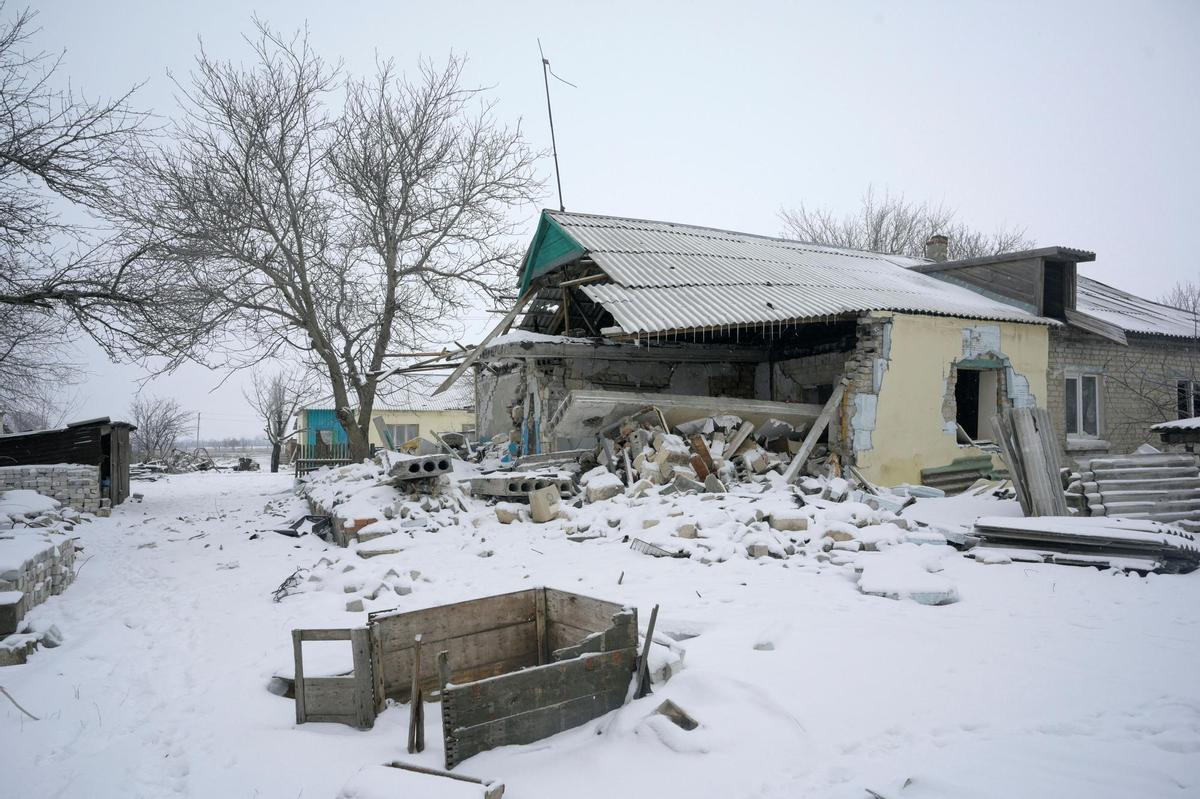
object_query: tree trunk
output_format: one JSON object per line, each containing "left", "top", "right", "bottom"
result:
{"left": 270, "top": 442, "right": 281, "bottom": 473}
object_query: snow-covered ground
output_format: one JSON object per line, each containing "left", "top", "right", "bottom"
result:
{"left": 3, "top": 469, "right": 1200, "bottom": 798}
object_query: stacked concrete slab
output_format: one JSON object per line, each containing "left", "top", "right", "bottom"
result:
{"left": 0, "top": 535, "right": 76, "bottom": 664}
{"left": 0, "top": 465, "right": 106, "bottom": 515}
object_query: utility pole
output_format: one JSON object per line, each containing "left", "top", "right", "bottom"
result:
{"left": 196, "top": 412, "right": 200, "bottom": 448}
{"left": 538, "top": 39, "right": 574, "bottom": 213}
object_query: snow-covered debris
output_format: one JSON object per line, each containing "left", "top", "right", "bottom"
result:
{"left": 858, "top": 543, "right": 960, "bottom": 605}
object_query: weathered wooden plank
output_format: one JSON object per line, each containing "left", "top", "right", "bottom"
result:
{"left": 370, "top": 623, "right": 386, "bottom": 714}
{"left": 543, "top": 589, "right": 627, "bottom": 633}
{"left": 408, "top": 634, "right": 424, "bottom": 753}
{"left": 783, "top": 380, "right": 846, "bottom": 483}
{"left": 442, "top": 648, "right": 635, "bottom": 768}
{"left": 992, "top": 413, "right": 1032, "bottom": 515}
{"left": 372, "top": 589, "right": 538, "bottom": 649}
{"left": 297, "top": 628, "right": 355, "bottom": 642}
{"left": 448, "top": 691, "right": 628, "bottom": 770}
{"left": 546, "top": 620, "right": 593, "bottom": 653}
{"left": 550, "top": 610, "right": 637, "bottom": 661}
{"left": 351, "top": 627, "right": 376, "bottom": 729}
{"left": 292, "top": 629, "right": 306, "bottom": 724}
{"left": 302, "top": 677, "right": 358, "bottom": 718}
{"left": 380, "top": 621, "right": 539, "bottom": 699}
{"left": 534, "top": 587, "right": 548, "bottom": 665}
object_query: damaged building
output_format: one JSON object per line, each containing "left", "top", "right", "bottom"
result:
{"left": 452, "top": 210, "right": 1197, "bottom": 489}
{"left": 460, "top": 211, "right": 1055, "bottom": 486}
{"left": 911, "top": 247, "right": 1200, "bottom": 460}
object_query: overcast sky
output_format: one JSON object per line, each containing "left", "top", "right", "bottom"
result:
{"left": 32, "top": 0, "right": 1200, "bottom": 438}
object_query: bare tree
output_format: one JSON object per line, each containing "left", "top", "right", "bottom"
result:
{"left": 1160, "top": 281, "right": 1200, "bottom": 320}
{"left": 128, "top": 396, "right": 192, "bottom": 461}
{"left": 0, "top": 5, "right": 165, "bottom": 383}
{"left": 244, "top": 368, "right": 316, "bottom": 472}
{"left": 780, "top": 186, "right": 1035, "bottom": 260}
{"left": 2, "top": 376, "right": 80, "bottom": 431}
{"left": 112, "top": 21, "right": 540, "bottom": 459}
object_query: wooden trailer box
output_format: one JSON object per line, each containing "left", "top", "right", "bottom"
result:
{"left": 291, "top": 587, "right": 638, "bottom": 768}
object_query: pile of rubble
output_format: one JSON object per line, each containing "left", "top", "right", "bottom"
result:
{"left": 470, "top": 409, "right": 830, "bottom": 511}
{"left": 133, "top": 450, "right": 264, "bottom": 480}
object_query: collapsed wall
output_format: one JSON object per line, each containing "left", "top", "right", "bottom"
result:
{"left": 0, "top": 465, "right": 106, "bottom": 516}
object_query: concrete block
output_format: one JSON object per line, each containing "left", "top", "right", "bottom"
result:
{"left": 528, "top": 485, "right": 562, "bottom": 524}
{"left": 768, "top": 512, "right": 808, "bottom": 532}
{"left": 0, "top": 592, "right": 26, "bottom": 636}
{"left": 495, "top": 503, "right": 522, "bottom": 524}
{"left": 387, "top": 453, "right": 453, "bottom": 481}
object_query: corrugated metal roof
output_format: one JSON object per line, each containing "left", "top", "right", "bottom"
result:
{"left": 1077, "top": 277, "right": 1199, "bottom": 339}
{"left": 545, "top": 210, "right": 1049, "bottom": 335}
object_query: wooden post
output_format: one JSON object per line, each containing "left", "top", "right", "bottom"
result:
{"left": 370, "top": 623, "right": 386, "bottom": 714}
{"left": 783, "top": 379, "right": 847, "bottom": 484}
{"left": 635, "top": 604, "right": 659, "bottom": 699}
{"left": 438, "top": 650, "right": 450, "bottom": 692}
{"left": 350, "top": 626, "right": 375, "bottom": 730}
{"left": 408, "top": 634, "right": 425, "bottom": 753}
{"left": 534, "top": 588, "right": 548, "bottom": 665}
{"left": 291, "top": 629, "right": 306, "bottom": 724}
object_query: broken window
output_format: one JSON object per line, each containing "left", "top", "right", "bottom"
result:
{"left": 1065, "top": 374, "right": 1100, "bottom": 436}
{"left": 1178, "top": 379, "right": 1200, "bottom": 419}
{"left": 954, "top": 368, "right": 999, "bottom": 441}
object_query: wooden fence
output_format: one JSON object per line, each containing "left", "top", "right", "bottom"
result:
{"left": 294, "top": 442, "right": 354, "bottom": 477}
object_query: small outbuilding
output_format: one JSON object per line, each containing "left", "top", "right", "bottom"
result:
{"left": 0, "top": 417, "right": 136, "bottom": 506}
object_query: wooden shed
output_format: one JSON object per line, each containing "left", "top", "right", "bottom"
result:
{"left": 0, "top": 417, "right": 136, "bottom": 505}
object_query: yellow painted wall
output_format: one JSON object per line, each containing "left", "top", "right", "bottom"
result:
{"left": 367, "top": 409, "right": 476, "bottom": 447}
{"left": 855, "top": 312, "right": 1049, "bottom": 486}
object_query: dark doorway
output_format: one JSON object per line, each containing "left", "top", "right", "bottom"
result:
{"left": 955, "top": 369, "right": 981, "bottom": 439}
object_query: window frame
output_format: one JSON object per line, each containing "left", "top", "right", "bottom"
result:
{"left": 386, "top": 423, "right": 420, "bottom": 446}
{"left": 1178, "top": 378, "right": 1200, "bottom": 419}
{"left": 1064, "top": 372, "right": 1103, "bottom": 438}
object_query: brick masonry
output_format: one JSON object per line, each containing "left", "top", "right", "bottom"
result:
{"left": 0, "top": 465, "right": 108, "bottom": 515}
{"left": 1048, "top": 327, "right": 1200, "bottom": 461}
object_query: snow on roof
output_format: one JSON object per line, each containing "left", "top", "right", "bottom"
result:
{"left": 1076, "top": 277, "right": 1199, "bottom": 339}
{"left": 1151, "top": 417, "right": 1200, "bottom": 432}
{"left": 482, "top": 330, "right": 604, "bottom": 351}
{"left": 538, "top": 210, "right": 1051, "bottom": 336}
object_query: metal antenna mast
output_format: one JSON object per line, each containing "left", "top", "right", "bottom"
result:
{"left": 538, "top": 39, "right": 574, "bottom": 212}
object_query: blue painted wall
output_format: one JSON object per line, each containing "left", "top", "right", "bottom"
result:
{"left": 305, "top": 409, "right": 348, "bottom": 446}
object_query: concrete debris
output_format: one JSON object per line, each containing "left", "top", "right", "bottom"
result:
{"left": 652, "top": 698, "right": 699, "bottom": 731}
{"left": 971, "top": 516, "right": 1200, "bottom": 574}
{"left": 386, "top": 452, "right": 454, "bottom": 482}
{"left": 528, "top": 485, "right": 562, "bottom": 523}
{"left": 1067, "top": 452, "right": 1200, "bottom": 533}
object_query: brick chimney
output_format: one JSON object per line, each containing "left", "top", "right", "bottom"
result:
{"left": 925, "top": 234, "right": 949, "bottom": 262}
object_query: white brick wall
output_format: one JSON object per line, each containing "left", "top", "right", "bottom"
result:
{"left": 0, "top": 465, "right": 102, "bottom": 514}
